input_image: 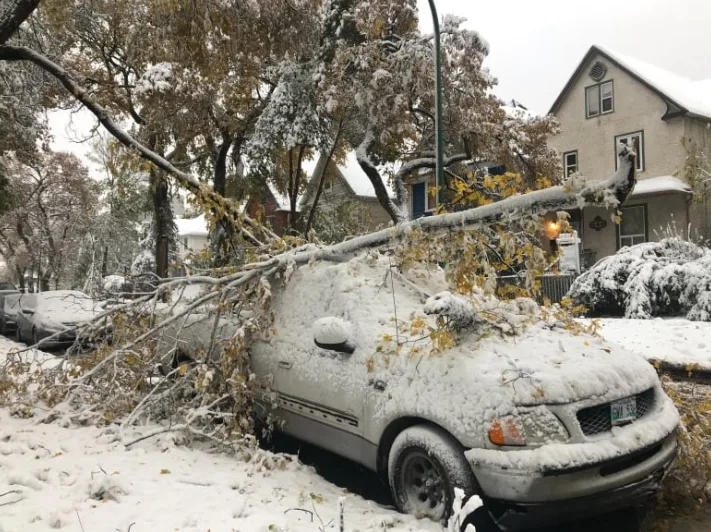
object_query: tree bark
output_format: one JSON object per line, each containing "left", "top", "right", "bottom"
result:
{"left": 149, "top": 157, "right": 171, "bottom": 279}
{"left": 0, "top": 0, "right": 39, "bottom": 45}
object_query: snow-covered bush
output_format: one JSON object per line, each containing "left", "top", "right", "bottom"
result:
{"left": 567, "top": 238, "right": 711, "bottom": 321}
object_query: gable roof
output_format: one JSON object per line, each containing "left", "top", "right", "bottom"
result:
{"left": 300, "top": 151, "right": 396, "bottom": 206}
{"left": 549, "top": 45, "right": 711, "bottom": 120}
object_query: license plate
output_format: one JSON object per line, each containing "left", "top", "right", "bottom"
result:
{"left": 611, "top": 397, "right": 637, "bottom": 426}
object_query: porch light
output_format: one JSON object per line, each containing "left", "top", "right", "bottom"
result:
{"left": 546, "top": 221, "right": 561, "bottom": 240}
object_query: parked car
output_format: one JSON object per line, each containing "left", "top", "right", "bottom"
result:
{"left": 15, "top": 290, "right": 104, "bottom": 348}
{"left": 0, "top": 293, "right": 21, "bottom": 336}
{"left": 0, "top": 282, "right": 20, "bottom": 335}
{"left": 161, "top": 256, "right": 679, "bottom": 530}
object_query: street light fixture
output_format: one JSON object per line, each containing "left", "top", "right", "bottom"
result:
{"left": 426, "top": 0, "right": 445, "bottom": 207}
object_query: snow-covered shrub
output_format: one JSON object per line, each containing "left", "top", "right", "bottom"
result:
{"left": 567, "top": 238, "right": 711, "bottom": 321}
{"left": 102, "top": 275, "right": 127, "bottom": 294}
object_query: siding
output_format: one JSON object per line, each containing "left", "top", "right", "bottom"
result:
{"left": 549, "top": 52, "right": 686, "bottom": 182}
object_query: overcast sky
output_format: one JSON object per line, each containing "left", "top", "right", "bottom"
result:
{"left": 417, "top": 0, "right": 711, "bottom": 114}
{"left": 52, "top": 0, "right": 711, "bottom": 161}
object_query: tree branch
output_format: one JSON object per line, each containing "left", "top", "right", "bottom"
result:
{"left": 0, "top": 0, "right": 39, "bottom": 45}
{"left": 0, "top": 44, "right": 276, "bottom": 247}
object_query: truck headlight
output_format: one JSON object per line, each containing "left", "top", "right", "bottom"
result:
{"left": 488, "top": 407, "right": 569, "bottom": 446}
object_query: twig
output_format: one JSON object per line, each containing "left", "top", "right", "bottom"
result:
{"left": 284, "top": 508, "right": 314, "bottom": 521}
{"left": 123, "top": 424, "right": 187, "bottom": 448}
{"left": 76, "top": 509, "right": 85, "bottom": 532}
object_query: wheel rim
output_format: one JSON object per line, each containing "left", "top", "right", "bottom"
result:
{"left": 399, "top": 450, "right": 447, "bottom": 520}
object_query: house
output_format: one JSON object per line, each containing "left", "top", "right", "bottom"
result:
{"left": 300, "top": 152, "right": 393, "bottom": 229}
{"left": 175, "top": 215, "right": 209, "bottom": 259}
{"left": 404, "top": 100, "right": 531, "bottom": 220}
{"left": 245, "top": 186, "right": 294, "bottom": 236}
{"left": 548, "top": 45, "right": 710, "bottom": 266}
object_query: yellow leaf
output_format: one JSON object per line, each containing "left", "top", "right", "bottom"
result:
{"left": 160, "top": 468, "right": 171, "bottom": 474}
{"left": 178, "top": 364, "right": 188, "bottom": 376}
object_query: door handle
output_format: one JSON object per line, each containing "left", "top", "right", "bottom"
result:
{"left": 368, "top": 379, "right": 386, "bottom": 391}
{"left": 278, "top": 361, "right": 292, "bottom": 370}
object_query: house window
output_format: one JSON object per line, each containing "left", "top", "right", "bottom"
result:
{"left": 619, "top": 205, "right": 646, "bottom": 248}
{"left": 411, "top": 178, "right": 436, "bottom": 219}
{"left": 615, "top": 131, "right": 644, "bottom": 171}
{"left": 586, "top": 80, "right": 614, "bottom": 117}
{"left": 563, "top": 151, "right": 578, "bottom": 177}
{"left": 324, "top": 176, "right": 333, "bottom": 192}
{"left": 182, "top": 238, "right": 188, "bottom": 249}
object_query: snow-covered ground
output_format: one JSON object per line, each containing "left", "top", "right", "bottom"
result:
{"left": 589, "top": 318, "right": 711, "bottom": 372}
{"left": 0, "top": 413, "right": 437, "bottom": 532}
{"left": 0, "top": 336, "right": 438, "bottom": 532}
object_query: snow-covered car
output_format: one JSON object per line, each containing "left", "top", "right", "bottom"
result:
{"left": 0, "top": 292, "right": 21, "bottom": 336}
{"left": 15, "top": 290, "right": 105, "bottom": 348}
{"left": 167, "top": 256, "right": 679, "bottom": 530}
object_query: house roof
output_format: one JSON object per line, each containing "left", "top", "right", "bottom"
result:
{"left": 267, "top": 184, "right": 302, "bottom": 213}
{"left": 339, "top": 152, "right": 396, "bottom": 199}
{"left": 502, "top": 99, "right": 538, "bottom": 121}
{"left": 301, "top": 151, "right": 395, "bottom": 204}
{"left": 176, "top": 215, "right": 209, "bottom": 237}
{"left": 629, "top": 175, "right": 691, "bottom": 197}
{"left": 549, "top": 45, "right": 711, "bottom": 120}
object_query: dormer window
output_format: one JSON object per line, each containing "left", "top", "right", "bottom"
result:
{"left": 586, "top": 80, "right": 614, "bottom": 118}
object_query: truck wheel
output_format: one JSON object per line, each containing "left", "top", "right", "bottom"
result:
{"left": 388, "top": 424, "right": 478, "bottom": 523}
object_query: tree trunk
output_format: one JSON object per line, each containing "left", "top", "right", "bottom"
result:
{"left": 0, "top": 0, "right": 39, "bottom": 45}
{"left": 101, "top": 245, "right": 109, "bottom": 278}
{"left": 151, "top": 165, "right": 171, "bottom": 279}
{"left": 15, "top": 266, "right": 24, "bottom": 291}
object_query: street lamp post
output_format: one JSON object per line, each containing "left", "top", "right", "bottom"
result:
{"left": 426, "top": 0, "right": 445, "bottom": 207}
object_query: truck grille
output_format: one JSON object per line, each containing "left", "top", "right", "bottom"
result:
{"left": 576, "top": 388, "right": 655, "bottom": 436}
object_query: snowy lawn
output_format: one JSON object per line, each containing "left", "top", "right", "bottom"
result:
{"left": 586, "top": 318, "right": 711, "bottom": 372}
{"left": 0, "top": 409, "right": 441, "bottom": 532}
{"left": 0, "top": 336, "right": 438, "bottom": 532}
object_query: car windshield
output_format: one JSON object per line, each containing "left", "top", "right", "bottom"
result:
{"left": 0, "top": 282, "right": 16, "bottom": 291}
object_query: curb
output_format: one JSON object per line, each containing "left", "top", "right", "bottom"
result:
{"left": 650, "top": 359, "right": 711, "bottom": 385}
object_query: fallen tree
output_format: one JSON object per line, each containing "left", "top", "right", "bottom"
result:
{"left": 0, "top": 147, "right": 637, "bottom": 447}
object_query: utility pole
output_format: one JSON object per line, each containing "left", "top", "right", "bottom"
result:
{"left": 426, "top": 0, "right": 445, "bottom": 207}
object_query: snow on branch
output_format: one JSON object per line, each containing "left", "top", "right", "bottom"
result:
{"left": 0, "top": 45, "right": 278, "bottom": 247}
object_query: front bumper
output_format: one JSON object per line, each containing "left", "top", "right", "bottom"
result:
{"left": 473, "top": 432, "right": 677, "bottom": 530}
